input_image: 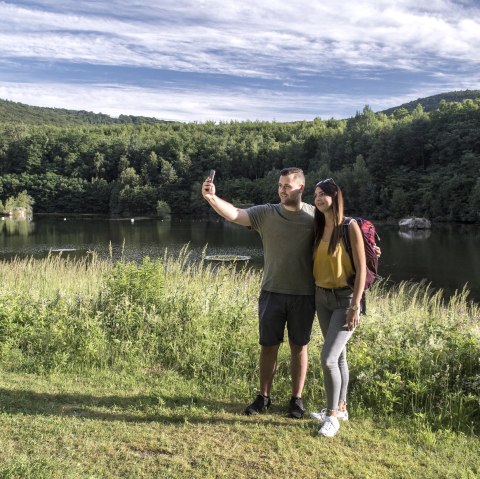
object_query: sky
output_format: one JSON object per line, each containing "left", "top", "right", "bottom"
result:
{"left": 0, "top": 0, "right": 479, "bottom": 122}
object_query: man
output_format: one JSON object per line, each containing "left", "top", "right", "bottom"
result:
{"left": 202, "top": 167, "right": 315, "bottom": 418}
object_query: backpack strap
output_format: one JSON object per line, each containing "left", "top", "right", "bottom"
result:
{"left": 341, "top": 217, "right": 355, "bottom": 269}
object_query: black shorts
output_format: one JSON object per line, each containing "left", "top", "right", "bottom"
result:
{"left": 258, "top": 290, "right": 315, "bottom": 346}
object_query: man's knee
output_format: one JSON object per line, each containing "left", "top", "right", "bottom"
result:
{"left": 289, "top": 341, "right": 308, "bottom": 356}
{"left": 261, "top": 344, "right": 280, "bottom": 356}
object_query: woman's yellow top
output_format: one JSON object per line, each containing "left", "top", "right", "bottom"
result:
{"left": 313, "top": 239, "right": 355, "bottom": 288}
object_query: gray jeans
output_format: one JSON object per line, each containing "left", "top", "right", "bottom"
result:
{"left": 315, "top": 286, "right": 355, "bottom": 411}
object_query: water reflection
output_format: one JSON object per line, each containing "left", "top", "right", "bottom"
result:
{"left": 380, "top": 224, "right": 479, "bottom": 302}
{"left": 0, "top": 218, "right": 35, "bottom": 236}
{"left": 398, "top": 229, "right": 432, "bottom": 240}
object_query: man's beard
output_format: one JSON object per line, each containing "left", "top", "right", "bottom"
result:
{"left": 280, "top": 195, "right": 301, "bottom": 207}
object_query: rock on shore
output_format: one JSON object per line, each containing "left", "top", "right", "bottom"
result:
{"left": 398, "top": 217, "right": 432, "bottom": 229}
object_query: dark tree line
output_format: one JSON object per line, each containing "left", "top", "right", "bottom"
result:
{"left": 0, "top": 97, "right": 479, "bottom": 222}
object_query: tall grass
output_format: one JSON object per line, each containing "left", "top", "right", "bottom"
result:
{"left": 0, "top": 252, "right": 110, "bottom": 300}
{"left": 96, "top": 247, "right": 261, "bottom": 391}
{"left": 350, "top": 281, "right": 480, "bottom": 432}
{"left": 0, "top": 249, "right": 479, "bottom": 433}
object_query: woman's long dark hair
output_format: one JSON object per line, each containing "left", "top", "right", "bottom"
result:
{"left": 313, "top": 179, "right": 344, "bottom": 255}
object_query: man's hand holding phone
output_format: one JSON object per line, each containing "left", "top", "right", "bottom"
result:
{"left": 202, "top": 169, "right": 216, "bottom": 199}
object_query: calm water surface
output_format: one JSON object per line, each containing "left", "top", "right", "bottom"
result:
{"left": 1, "top": 216, "right": 479, "bottom": 303}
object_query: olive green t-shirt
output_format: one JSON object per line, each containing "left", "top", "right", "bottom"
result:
{"left": 246, "top": 203, "right": 315, "bottom": 295}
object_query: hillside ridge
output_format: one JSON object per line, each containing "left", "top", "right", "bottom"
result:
{"left": 0, "top": 98, "right": 173, "bottom": 125}
{"left": 1, "top": 90, "right": 480, "bottom": 125}
{"left": 380, "top": 89, "right": 480, "bottom": 115}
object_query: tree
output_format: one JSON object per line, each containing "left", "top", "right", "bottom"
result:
{"left": 4, "top": 196, "right": 16, "bottom": 214}
{"left": 93, "top": 152, "right": 105, "bottom": 178}
{"left": 351, "top": 155, "right": 376, "bottom": 215}
{"left": 159, "top": 158, "right": 177, "bottom": 184}
{"left": 391, "top": 188, "right": 409, "bottom": 219}
{"left": 141, "top": 151, "right": 159, "bottom": 184}
{"left": 392, "top": 107, "right": 410, "bottom": 120}
{"left": 119, "top": 167, "right": 140, "bottom": 187}
{"left": 156, "top": 200, "right": 171, "bottom": 219}
{"left": 468, "top": 177, "right": 480, "bottom": 222}
{"left": 117, "top": 154, "right": 130, "bottom": 176}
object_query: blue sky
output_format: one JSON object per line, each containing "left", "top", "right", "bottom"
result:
{"left": 0, "top": 0, "right": 479, "bottom": 122}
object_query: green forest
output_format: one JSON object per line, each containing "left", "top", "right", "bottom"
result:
{"left": 0, "top": 91, "right": 479, "bottom": 222}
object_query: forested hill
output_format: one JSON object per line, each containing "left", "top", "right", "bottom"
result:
{"left": 2, "top": 90, "right": 478, "bottom": 126}
{"left": 381, "top": 90, "right": 480, "bottom": 115}
{"left": 0, "top": 98, "right": 171, "bottom": 126}
{"left": 0, "top": 94, "right": 479, "bottom": 223}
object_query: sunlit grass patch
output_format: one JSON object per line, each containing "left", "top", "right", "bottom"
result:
{"left": 0, "top": 371, "right": 479, "bottom": 479}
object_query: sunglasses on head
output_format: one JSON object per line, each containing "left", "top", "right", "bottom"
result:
{"left": 315, "top": 178, "right": 337, "bottom": 188}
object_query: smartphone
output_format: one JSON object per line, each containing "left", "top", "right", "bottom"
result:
{"left": 208, "top": 169, "right": 216, "bottom": 181}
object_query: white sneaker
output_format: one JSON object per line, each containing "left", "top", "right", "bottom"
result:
{"left": 310, "top": 408, "right": 349, "bottom": 423}
{"left": 318, "top": 415, "right": 340, "bottom": 437}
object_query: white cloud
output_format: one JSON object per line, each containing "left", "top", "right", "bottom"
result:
{"left": 1, "top": 0, "right": 479, "bottom": 77}
{"left": 0, "top": 0, "right": 479, "bottom": 120}
{"left": 2, "top": 74, "right": 478, "bottom": 123}
{"left": 0, "top": 81, "right": 338, "bottom": 121}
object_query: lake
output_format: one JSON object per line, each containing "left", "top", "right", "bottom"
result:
{"left": 1, "top": 216, "right": 479, "bottom": 303}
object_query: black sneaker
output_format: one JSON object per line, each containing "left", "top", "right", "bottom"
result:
{"left": 287, "top": 396, "right": 305, "bottom": 419}
{"left": 244, "top": 394, "right": 271, "bottom": 415}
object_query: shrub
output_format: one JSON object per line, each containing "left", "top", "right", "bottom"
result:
{"left": 156, "top": 200, "right": 171, "bottom": 219}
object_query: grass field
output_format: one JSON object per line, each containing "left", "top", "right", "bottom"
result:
{"left": 1, "top": 370, "right": 479, "bottom": 479}
{"left": 0, "top": 251, "right": 479, "bottom": 478}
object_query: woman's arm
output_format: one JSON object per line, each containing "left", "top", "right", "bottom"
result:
{"left": 346, "top": 220, "right": 366, "bottom": 330}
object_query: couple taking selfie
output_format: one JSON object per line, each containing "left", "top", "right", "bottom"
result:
{"left": 202, "top": 167, "right": 376, "bottom": 438}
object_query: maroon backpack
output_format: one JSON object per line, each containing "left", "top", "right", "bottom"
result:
{"left": 341, "top": 217, "right": 380, "bottom": 290}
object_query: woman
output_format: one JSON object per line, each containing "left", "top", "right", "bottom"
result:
{"left": 311, "top": 178, "right": 366, "bottom": 437}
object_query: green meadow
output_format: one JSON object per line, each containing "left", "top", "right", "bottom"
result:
{"left": 0, "top": 250, "right": 479, "bottom": 478}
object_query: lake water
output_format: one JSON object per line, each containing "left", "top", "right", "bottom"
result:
{"left": 1, "top": 216, "right": 479, "bottom": 303}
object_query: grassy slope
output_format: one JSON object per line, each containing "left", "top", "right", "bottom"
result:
{"left": 1, "top": 370, "right": 479, "bottom": 479}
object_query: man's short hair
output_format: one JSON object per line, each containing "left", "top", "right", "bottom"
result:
{"left": 280, "top": 167, "right": 305, "bottom": 182}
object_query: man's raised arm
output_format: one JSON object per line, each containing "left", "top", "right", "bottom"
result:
{"left": 202, "top": 176, "right": 251, "bottom": 227}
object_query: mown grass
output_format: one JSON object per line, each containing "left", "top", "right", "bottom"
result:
{"left": 0, "top": 249, "right": 479, "bottom": 477}
{"left": 1, "top": 370, "right": 479, "bottom": 479}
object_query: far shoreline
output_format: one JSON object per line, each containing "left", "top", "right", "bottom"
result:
{"left": 24, "top": 213, "right": 480, "bottom": 226}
